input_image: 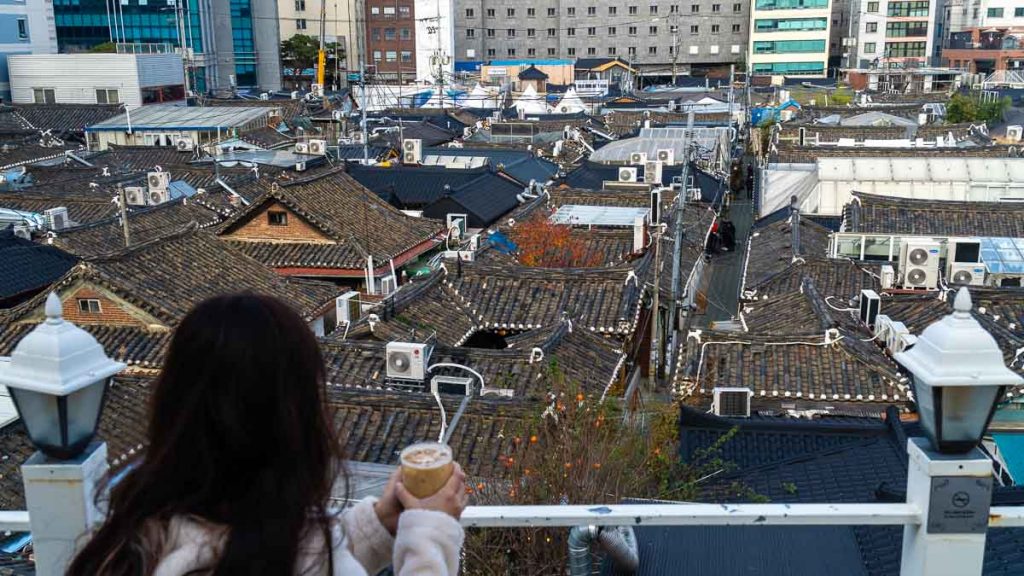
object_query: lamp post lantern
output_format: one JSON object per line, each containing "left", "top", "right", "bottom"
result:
{"left": 0, "top": 292, "right": 125, "bottom": 459}
{"left": 895, "top": 286, "right": 1023, "bottom": 453}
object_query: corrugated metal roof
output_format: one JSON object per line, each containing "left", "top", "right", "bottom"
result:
{"left": 87, "top": 105, "right": 272, "bottom": 131}
{"left": 589, "top": 127, "right": 731, "bottom": 163}
{"left": 550, "top": 205, "right": 649, "bottom": 226}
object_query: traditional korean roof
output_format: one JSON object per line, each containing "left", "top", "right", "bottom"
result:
{"left": 218, "top": 169, "right": 443, "bottom": 270}
{"left": 518, "top": 65, "right": 549, "bottom": 80}
{"left": 0, "top": 141, "right": 85, "bottom": 170}
{"left": 843, "top": 192, "right": 1024, "bottom": 237}
{"left": 744, "top": 211, "right": 833, "bottom": 290}
{"left": 0, "top": 192, "right": 119, "bottom": 226}
{"left": 0, "top": 228, "right": 78, "bottom": 306}
{"left": 5, "top": 103, "right": 122, "bottom": 135}
{"left": 239, "top": 126, "right": 294, "bottom": 149}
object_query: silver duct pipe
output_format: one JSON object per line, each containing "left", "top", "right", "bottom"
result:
{"left": 568, "top": 525, "right": 640, "bottom": 575}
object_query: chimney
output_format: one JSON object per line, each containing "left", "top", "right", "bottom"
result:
{"left": 790, "top": 195, "right": 800, "bottom": 260}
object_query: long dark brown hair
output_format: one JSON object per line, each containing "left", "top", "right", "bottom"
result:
{"left": 68, "top": 294, "right": 345, "bottom": 576}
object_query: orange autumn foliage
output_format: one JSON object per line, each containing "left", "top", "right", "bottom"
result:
{"left": 509, "top": 212, "right": 604, "bottom": 268}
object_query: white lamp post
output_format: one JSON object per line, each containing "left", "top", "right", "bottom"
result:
{"left": 895, "top": 287, "right": 1022, "bottom": 454}
{"left": 0, "top": 292, "right": 124, "bottom": 576}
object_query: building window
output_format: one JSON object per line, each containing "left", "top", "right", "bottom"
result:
{"left": 487, "top": 48, "right": 496, "bottom": 56}
{"left": 669, "top": 45, "right": 674, "bottom": 54}
{"left": 649, "top": 25, "right": 658, "bottom": 34}
{"left": 507, "top": 48, "right": 516, "bottom": 56}
{"left": 370, "top": 6, "right": 378, "bottom": 14}
{"left": 95, "top": 89, "right": 119, "bottom": 104}
{"left": 754, "top": 0, "right": 828, "bottom": 8}
{"left": 294, "top": 0, "right": 304, "bottom": 9}
{"left": 466, "top": 28, "right": 475, "bottom": 37}
{"left": 16, "top": 18, "right": 27, "bottom": 39}
{"left": 548, "top": 28, "right": 557, "bottom": 36}
{"left": 987, "top": 7, "right": 1003, "bottom": 17}
{"left": 755, "top": 17, "right": 828, "bottom": 32}
{"left": 77, "top": 299, "right": 102, "bottom": 314}
{"left": 733, "top": 2, "right": 741, "bottom": 10}
{"left": 648, "top": 46, "right": 657, "bottom": 54}
{"left": 400, "top": 28, "right": 410, "bottom": 39}
{"left": 373, "top": 50, "right": 382, "bottom": 60}
{"left": 527, "top": 28, "right": 536, "bottom": 36}
{"left": 608, "top": 26, "right": 617, "bottom": 34}
{"left": 384, "top": 28, "right": 395, "bottom": 39}
{"left": 628, "top": 46, "right": 637, "bottom": 56}
{"left": 690, "top": 24, "right": 699, "bottom": 33}
{"left": 567, "top": 27, "right": 576, "bottom": 36}
{"left": 296, "top": 18, "right": 307, "bottom": 29}
{"left": 609, "top": 6, "right": 618, "bottom": 14}
{"left": 507, "top": 7, "right": 515, "bottom": 16}
{"left": 886, "top": 1, "right": 929, "bottom": 16}
{"left": 383, "top": 6, "right": 395, "bottom": 15}
{"left": 650, "top": 5, "right": 658, "bottom": 13}
{"left": 486, "top": 8, "right": 494, "bottom": 17}
{"left": 863, "top": 41, "right": 876, "bottom": 53}
{"left": 385, "top": 50, "right": 397, "bottom": 61}
{"left": 465, "top": 8, "right": 474, "bottom": 17}
{"left": 32, "top": 88, "right": 55, "bottom": 104}
{"left": 401, "top": 51, "right": 412, "bottom": 61}
{"left": 528, "top": 47, "right": 536, "bottom": 55}
{"left": 568, "top": 47, "right": 576, "bottom": 55}
{"left": 711, "top": 23, "right": 720, "bottom": 32}
{"left": 609, "top": 46, "right": 617, "bottom": 54}
{"left": 867, "top": 1, "right": 878, "bottom": 11}
{"left": 712, "top": 3, "right": 720, "bottom": 11}
{"left": 588, "top": 46, "right": 596, "bottom": 54}
{"left": 752, "top": 61, "right": 824, "bottom": 74}
{"left": 886, "top": 21, "right": 927, "bottom": 37}
{"left": 884, "top": 40, "right": 926, "bottom": 57}
{"left": 507, "top": 28, "right": 515, "bottom": 36}
{"left": 865, "top": 22, "right": 877, "bottom": 32}
{"left": 732, "top": 23, "right": 741, "bottom": 32}
{"left": 1016, "top": 7, "right": 1024, "bottom": 16}
{"left": 371, "top": 27, "right": 380, "bottom": 40}
{"left": 671, "top": 4, "right": 679, "bottom": 12}
{"left": 548, "top": 7, "right": 556, "bottom": 16}
{"left": 753, "top": 39, "right": 826, "bottom": 53}
{"left": 567, "top": 7, "right": 576, "bottom": 15}
{"left": 268, "top": 211, "right": 288, "bottom": 226}
{"left": 629, "top": 25, "right": 637, "bottom": 35}
{"left": 399, "top": 6, "right": 410, "bottom": 17}
{"left": 691, "top": 4, "right": 699, "bottom": 12}
{"left": 588, "top": 6, "right": 596, "bottom": 15}
{"left": 588, "top": 26, "right": 596, "bottom": 35}
{"left": 629, "top": 5, "right": 638, "bottom": 14}
{"left": 528, "top": 7, "right": 535, "bottom": 16}
{"left": 548, "top": 47, "right": 556, "bottom": 55}
{"left": 486, "top": 28, "right": 494, "bottom": 37}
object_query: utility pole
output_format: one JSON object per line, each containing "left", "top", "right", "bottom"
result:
{"left": 666, "top": 112, "right": 694, "bottom": 378}
{"left": 648, "top": 221, "right": 661, "bottom": 386}
{"left": 317, "top": 0, "right": 328, "bottom": 91}
{"left": 360, "top": 58, "right": 368, "bottom": 163}
{"left": 670, "top": 16, "right": 679, "bottom": 85}
{"left": 117, "top": 185, "right": 131, "bottom": 248}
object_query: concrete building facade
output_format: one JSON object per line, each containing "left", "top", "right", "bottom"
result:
{"left": 277, "top": 0, "right": 357, "bottom": 86}
{"left": 848, "top": 0, "right": 938, "bottom": 68}
{"left": 748, "top": 0, "right": 833, "bottom": 77}
{"left": 453, "top": 0, "right": 749, "bottom": 77}
{"left": 414, "top": 0, "right": 453, "bottom": 82}
{"left": 0, "top": 0, "right": 57, "bottom": 100}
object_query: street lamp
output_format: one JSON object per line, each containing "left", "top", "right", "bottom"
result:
{"left": 0, "top": 293, "right": 125, "bottom": 460}
{"left": 895, "top": 287, "right": 1022, "bottom": 454}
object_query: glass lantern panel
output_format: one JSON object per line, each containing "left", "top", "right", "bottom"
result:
{"left": 66, "top": 381, "right": 107, "bottom": 448}
{"left": 10, "top": 388, "right": 63, "bottom": 451}
{"left": 937, "top": 385, "right": 1003, "bottom": 453}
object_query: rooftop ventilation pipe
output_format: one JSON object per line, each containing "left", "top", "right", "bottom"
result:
{"left": 790, "top": 195, "right": 801, "bottom": 261}
{"left": 568, "top": 525, "right": 639, "bottom": 575}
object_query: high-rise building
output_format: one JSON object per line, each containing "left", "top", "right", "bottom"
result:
{"left": 748, "top": 0, "right": 833, "bottom": 77}
{"left": 277, "top": 0, "right": 357, "bottom": 87}
{"left": 453, "top": 0, "right": 748, "bottom": 77}
{"left": 363, "top": 0, "right": 416, "bottom": 82}
{"left": 0, "top": 0, "right": 58, "bottom": 100}
{"left": 52, "top": 0, "right": 281, "bottom": 92}
{"left": 848, "top": 0, "right": 937, "bottom": 69}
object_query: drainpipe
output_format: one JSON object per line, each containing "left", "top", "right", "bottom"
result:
{"left": 790, "top": 195, "right": 801, "bottom": 262}
{"left": 568, "top": 525, "right": 639, "bottom": 575}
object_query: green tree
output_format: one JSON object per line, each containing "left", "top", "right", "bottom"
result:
{"left": 830, "top": 85, "right": 854, "bottom": 106}
{"left": 946, "top": 93, "right": 980, "bottom": 123}
{"left": 89, "top": 41, "right": 116, "bottom": 53}
{"left": 280, "top": 34, "right": 321, "bottom": 76}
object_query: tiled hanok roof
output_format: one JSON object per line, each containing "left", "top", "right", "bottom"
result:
{"left": 219, "top": 169, "right": 443, "bottom": 269}
{"left": 239, "top": 126, "right": 294, "bottom": 149}
{"left": 0, "top": 229, "right": 78, "bottom": 305}
{"left": 0, "top": 321, "right": 169, "bottom": 371}
{"left": 744, "top": 212, "right": 833, "bottom": 290}
{"left": 843, "top": 191, "right": 1024, "bottom": 237}
{"left": 0, "top": 192, "right": 119, "bottom": 226}
{"left": 0, "top": 141, "right": 85, "bottom": 170}
{"left": 11, "top": 103, "right": 123, "bottom": 134}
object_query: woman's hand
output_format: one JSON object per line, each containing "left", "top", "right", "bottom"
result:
{"left": 374, "top": 469, "right": 403, "bottom": 536}
{"left": 395, "top": 462, "right": 469, "bottom": 520}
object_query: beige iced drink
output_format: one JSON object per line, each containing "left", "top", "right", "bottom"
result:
{"left": 400, "top": 442, "right": 454, "bottom": 498}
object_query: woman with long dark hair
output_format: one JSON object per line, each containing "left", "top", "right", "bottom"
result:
{"left": 68, "top": 294, "right": 467, "bottom": 576}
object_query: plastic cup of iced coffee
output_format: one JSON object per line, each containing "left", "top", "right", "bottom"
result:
{"left": 400, "top": 442, "right": 454, "bottom": 499}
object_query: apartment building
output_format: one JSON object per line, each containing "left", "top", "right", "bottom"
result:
{"left": 453, "top": 0, "right": 749, "bottom": 76}
{"left": 364, "top": 0, "right": 416, "bottom": 82}
{"left": 944, "top": 0, "right": 1024, "bottom": 32}
{"left": 53, "top": 0, "right": 281, "bottom": 92}
{"left": 748, "top": 0, "right": 833, "bottom": 77}
{"left": 849, "top": 0, "right": 937, "bottom": 68}
{"left": 0, "top": 0, "right": 57, "bottom": 100}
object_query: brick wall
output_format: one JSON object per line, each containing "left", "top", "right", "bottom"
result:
{"left": 61, "top": 286, "right": 147, "bottom": 327}
{"left": 223, "top": 201, "right": 333, "bottom": 243}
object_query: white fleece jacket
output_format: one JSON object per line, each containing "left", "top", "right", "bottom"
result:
{"left": 151, "top": 498, "right": 465, "bottom": 576}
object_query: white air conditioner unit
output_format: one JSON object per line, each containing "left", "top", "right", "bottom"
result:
{"left": 386, "top": 342, "right": 431, "bottom": 381}
{"left": 295, "top": 142, "right": 310, "bottom": 154}
{"left": 13, "top": 224, "right": 31, "bottom": 240}
{"left": 656, "top": 148, "right": 674, "bottom": 165}
{"left": 713, "top": 387, "right": 752, "bottom": 417}
{"left": 175, "top": 137, "right": 194, "bottom": 151}
{"left": 618, "top": 167, "right": 638, "bottom": 182}
{"left": 447, "top": 213, "right": 468, "bottom": 238}
{"left": 308, "top": 139, "right": 327, "bottom": 155}
{"left": 291, "top": 90, "right": 301, "bottom": 99}
{"left": 859, "top": 289, "right": 880, "bottom": 327}
{"left": 899, "top": 239, "right": 940, "bottom": 289}
{"left": 380, "top": 275, "right": 397, "bottom": 297}
{"left": 458, "top": 250, "right": 475, "bottom": 262}
{"left": 431, "top": 375, "right": 473, "bottom": 396}
{"left": 335, "top": 291, "right": 360, "bottom": 324}
{"left": 311, "top": 83, "right": 322, "bottom": 97}
{"left": 148, "top": 188, "right": 169, "bottom": 205}
{"left": 947, "top": 262, "right": 986, "bottom": 286}
{"left": 260, "top": 92, "right": 270, "bottom": 101}
{"left": 886, "top": 321, "right": 915, "bottom": 354}
{"left": 352, "top": 131, "right": 365, "bottom": 144}
{"left": 402, "top": 138, "right": 423, "bottom": 163}
{"left": 468, "top": 233, "right": 480, "bottom": 251}
{"left": 43, "top": 207, "right": 69, "bottom": 231}
{"left": 629, "top": 152, "right": 647, "bottom": 165}
{"left": 147, "top": 171, "right": 170, "bottom": 190}
{"left": 122, "top": 186, "right": 146, "bottom": 206}
{"left": 296, "top": 161, "right": 307, "bottom": 171}
{"left": 1007, "top": 125, "right": 1023, "bottom": 142}
{"left": 873, "top": 314, "right": 893, "bottom": 341}
{"left": 880, "top": 264, "right": 895, "bottom": 289}
{"left": 644, "top": 160, "right": 663, "bottom": 185}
